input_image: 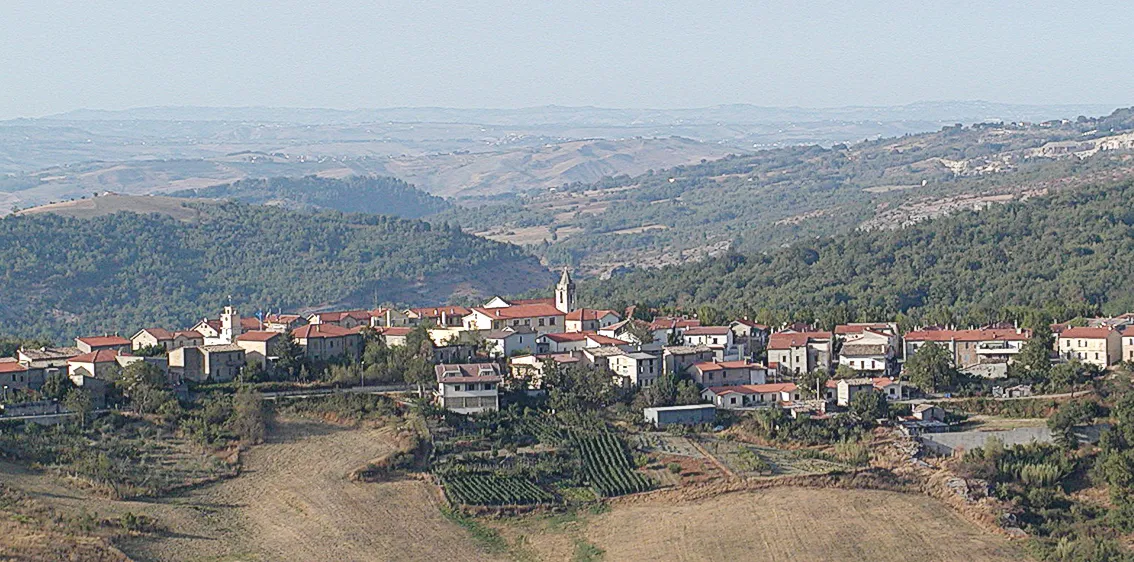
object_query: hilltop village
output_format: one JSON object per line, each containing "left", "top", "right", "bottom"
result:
{"left": 6, "top": 270, "right": 1134, "bottom": 561}
{"left": 2, "top": 268, "right": 1130, "bottom": 424}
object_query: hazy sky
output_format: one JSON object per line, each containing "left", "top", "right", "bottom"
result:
{"left": 2, "top": 1, "right": 1132, "bottom": 119}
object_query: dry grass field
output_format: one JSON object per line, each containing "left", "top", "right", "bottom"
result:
{"left": 2, "top": 420, "right": 1030, "bottom": 562}
{"left": 580, "top": 487, "right": 1027, "bottom": 562}
{"left": 16, "top": 194, "right": 206, "bottom": 221}
{"left": 1, "top": 419, "right": 504, "bottom": 562}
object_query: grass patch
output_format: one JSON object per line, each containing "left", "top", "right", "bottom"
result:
{"left": 441, "top": 507, "right": 508, "bottom": 553}
{"left": 573, "top": 538, "right": 605, "bottom": 562}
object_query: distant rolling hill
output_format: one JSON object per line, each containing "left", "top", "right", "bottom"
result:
{"left": 0, "top": 199, "right": 549, "bottom": 340}
{"left": 0, "top": 137, "right": 735, "bottom": 211}
{"left": 435, "top": 107, "right": 1134, "bottom": 276}
{"left": 170, "top": 175, "right": 451, "bottom": 218}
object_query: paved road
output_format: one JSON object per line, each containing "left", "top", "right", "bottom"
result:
{"left": 259, "top": 383, "right": 414, "bottom": 400}
{"left": 897, "top": 390, "right": 1089, "bottom": 404}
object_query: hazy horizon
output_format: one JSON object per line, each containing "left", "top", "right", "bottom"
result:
{"left": 3, "top": 1, "right": 1133, "bottom": 120}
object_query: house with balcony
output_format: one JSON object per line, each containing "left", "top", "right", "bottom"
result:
{"left": 608, "top": 351, "right": 661, "bottom": 387}
{"left": 903, "top": 327, "right": 1030, "bottom": 368}
{"left": 435, "top": 363, "right": 501, "bottom": 414}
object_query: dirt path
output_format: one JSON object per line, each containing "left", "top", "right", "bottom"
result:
{"left": 3, "top": 419, "right": 503, "bottom": 562}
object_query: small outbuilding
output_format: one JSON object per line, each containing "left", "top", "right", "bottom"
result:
{"left": 643, "top": 404, "right": 716, "bottom": 428}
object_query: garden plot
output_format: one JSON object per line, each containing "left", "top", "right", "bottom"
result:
{"left": 633, "top": 433, "right": 704, "bottom": 457}
{"left": 701, "top": 440, "right": 850, "bottom": 476}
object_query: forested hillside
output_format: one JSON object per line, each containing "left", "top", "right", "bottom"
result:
{"left": 171, "top": 175, "right": 451, "bottom": 218}
{"left": 435, "top": 107, "right": 1134, "bottom": 275}
{"left": 0, "top": 202, "right": 546, "bottom": 339}
{"left": 581, "top": 180, "right": 1134, "bottom": 326}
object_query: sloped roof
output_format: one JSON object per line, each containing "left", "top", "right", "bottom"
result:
{"left": 435, "top": 363, "right": 502, "bottom": 383}
{"left": 565, "top": 308, "right": 619, "bottom": 321}
{"left": 840, "top": 343, "right": 889, "bottom": 356}
{"left": 236, "top": 331, "right": 281, "bottom": 342}
{"left": 905, "top": 328, "right": 1030, "bottom": 342}
{"left": 834, "top": 323, "right": 896, "bottom": 335}
{"left": 0, "top": 362, "right": 28, "bottom": 374}
{"left": 684, "top": 326, "right": 731, "bottom": 336}
{"left": 292, "top": 324, "right": 355, "bottom": 339}
{"left": 134, "top": 328, "right": 174, "bottom": 341}
{"left": 1059, "top": 327, "right": 1117, "bottom": 339}
{"left": 68, "top": 349, "right": 126, "bottom": 364}
{"left": 76, "top": 335, "right": 130, "bottom": 348}
{"left": 407, "top": 306, "right": 471, "bottom": 318}
{"left": 472, "top": 303, "right": 565, "bottom": 319}
{"left": 19, "top": 346, "right": 82, "bottom": 361}
{"left": 648, "top": 317, "right": 700, "bottom": 331}
{"left": 378, "top": 327, "right": 413, "bottom": 337}
{"left": 693, "top": 360, "right": 764, "bottom": 372}
{"left": 768, "top": 331, "right": 833, "bottom": 349}
{"left": 704, "top": 382, "right": 797, "bottom": 395}
{"left": 202, "top": 344, "right": 245, "bottom": 353}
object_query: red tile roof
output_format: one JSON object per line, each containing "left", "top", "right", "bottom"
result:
{"left": 76, "top": 335, "right": 130, "bottom": 348}
{"left": 705, "top": 383, "right": 797, "bottom": 395}
{"left": 472, "top": 303, "right": 565, "bottom": 319}
{"left": 1059, "top": 327, "right": 1117, "bottom": 339}
{"left": 648, "top": 317, "right": 700, "bottom": 331}
{"left": 378, "top": 327, "right": 413, "bottom": 337}
{"left": 694, "top": 360, "right": 764, "bottom": 372}
{"left": 312, "top": 309, "right": 379, "bottom": 323}
{"left": 240, "top": 318, "right": 263, "bottom": 330}
{"left": 904, "top": 328, "right": 1030, "bottom": 342}
{"left": 135, "top": 328, "right": 175, "bottom": 340}
{"left": 68, "top": 349, "right": 126, "bottom": 364}
{"left": 0, "top": 362, "right": 28, "bottom": 374}
{"left": 767, "top": 331, "right": 833, "bottom": 349}
{"left": 175, "top": 330, "right": 204, "bottom": 339}
{"left": 509, "top": 298, "right": 556, "bottom": 306}
{"left": 588, "top": 334, "right": 629, "bottom": 346}
{"left": 719, "top": 360, "right": 765, "bottom": 369}
{"left": 834, "top": 323, "right": 894, "bottom": 335}
{"left": 292, "top": 324, "right": 355, "bottom": 339}
{"left": 542, "top": 332, "right": 589, "bottom": 343}
{"left": 236, "top": 331, "right": 281, "bottom": 342}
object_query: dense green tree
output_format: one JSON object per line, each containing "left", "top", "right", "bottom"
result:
{"left": 40, "top": 371, "right": 73, "bottom": 401}
{"left": 173, "top": 175, "right": 451, "bottom": 218}
{"left": 0, "top": 201, "right": 536, "bottom": 340}
{"left": 544, "top": 363, "right": 618, "bottom": 413}
{"left": 230, "top": 387, "right": 267, "bottom": 445}
{"left": 798, "top": 369, "right": 831, "bottom": 397}
{"left": 1013, "top": 324, "right": 1054, "bottom": 382}
{"left": 903, "top": 342, "right": 959, "bottom": 393}
{"left": 63, "top": 388, "right": 94, "bottom": 428}
{"left": 849, "top": 390, "right": 889, "bottom": 421}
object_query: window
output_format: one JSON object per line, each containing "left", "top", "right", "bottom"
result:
{"left": 549, "top": 317, "right": 556, "bottom": 325}
{"left": 524, "top": 319, "right": 531, "bottom": 326}
{"left": 454, "top": 384, "right": 462, "bottom": 391}
{"left": 539, "top": 318, "right": 545, "bottom": 326}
